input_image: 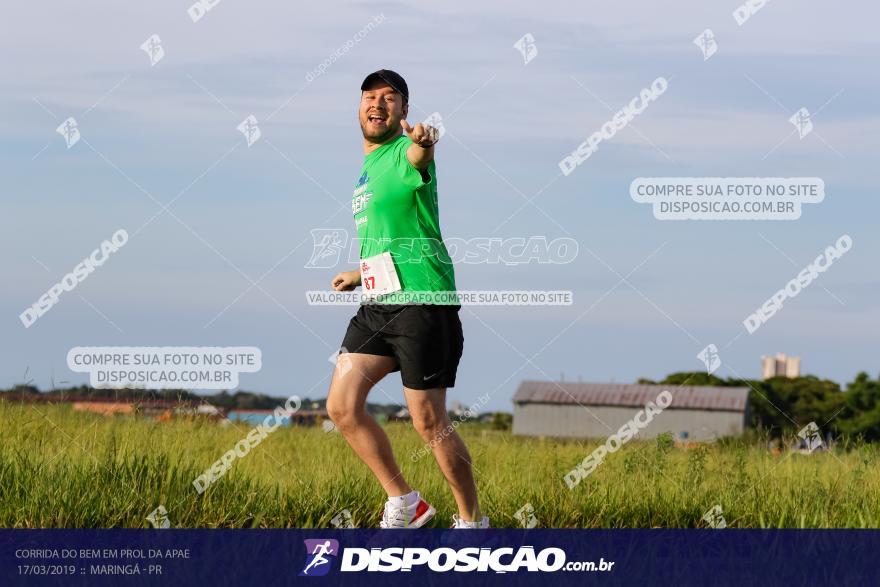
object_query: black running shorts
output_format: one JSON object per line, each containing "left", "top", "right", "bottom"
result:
{"left": 340, "top": 304, "right": 464, "bottom": 389}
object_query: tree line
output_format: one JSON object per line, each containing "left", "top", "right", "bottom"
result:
{"left": 638, "top": 371, "right": 880, "bottom": 440}
{"left": 0, "top": 384, "right": 401, "bottom": 416}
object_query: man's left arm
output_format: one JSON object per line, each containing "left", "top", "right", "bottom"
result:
{"left": 401, "top": 119, "right": 439, "bottom": 170}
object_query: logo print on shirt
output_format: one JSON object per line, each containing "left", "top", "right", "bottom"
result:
{"left": 352, "top": 171, "right": 372, "bottom": 215}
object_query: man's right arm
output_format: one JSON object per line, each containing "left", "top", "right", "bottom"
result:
{"left": 331, "top": 270, "right": 361, "bottom": 291}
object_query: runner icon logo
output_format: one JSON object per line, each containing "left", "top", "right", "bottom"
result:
{"left": 300, "top": 539, "right": 340, "bottom": 577}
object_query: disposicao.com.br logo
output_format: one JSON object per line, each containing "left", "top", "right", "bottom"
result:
{"left": 299, "top": 539, "right": 613, "bottom": 575}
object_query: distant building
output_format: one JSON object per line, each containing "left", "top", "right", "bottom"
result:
{"left": 70, "top": 398, "right": 220, "bottom": 417}
{"left": 73, "top": 400, "right": 135, "bottom": 416}
{"left": 512, "top": 380, "right": 750, "bottom": 441}
{"left": 448, "top": 400, "right": 476, "bottom": 419}
{"left": 226, "top": 408, "right": 327, "bottom": 426}
{"left": 389, "top": 407, "right": 411, "bottom": 421}
{"left": 762, "top": 353, "right": 801, "bottom": 380}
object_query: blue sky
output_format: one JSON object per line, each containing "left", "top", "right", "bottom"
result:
{"left": 2, "top": 1, "right": 878, "bottom": 411}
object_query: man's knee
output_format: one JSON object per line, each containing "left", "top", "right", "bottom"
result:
{"left": 326, "top": 397, "right": 361, "bottom": 432}
{"left": 412, "top": 410, "right": 450, "bottom": 442}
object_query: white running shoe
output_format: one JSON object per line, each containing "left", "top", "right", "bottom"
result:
{"left": 378, "top": 492, "right": 436, "bottom": 528}
{"left": 451, "top": 514, "right": 490, "bottom": 529}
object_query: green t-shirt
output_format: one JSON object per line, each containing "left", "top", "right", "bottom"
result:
{"left": 351, "top": 134, "right": 457, "bottom": 304}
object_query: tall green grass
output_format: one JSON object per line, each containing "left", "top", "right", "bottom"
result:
{"left": 1, "top": 402, "right": 878, "bottom": 528}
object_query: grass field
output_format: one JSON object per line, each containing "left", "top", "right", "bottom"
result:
{"left": 2, "top": 401, "right": 879, "bottom": 528}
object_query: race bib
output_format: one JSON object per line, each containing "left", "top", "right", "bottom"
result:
{"left": 360, "top": 252, "right": 401, "bottom": 299}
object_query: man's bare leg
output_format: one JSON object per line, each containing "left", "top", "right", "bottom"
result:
{"left": 404, "top": 387, "right": 482, "bottom": 521}
{"left": 326, "top": 353, "right": 411, "bottom": 496}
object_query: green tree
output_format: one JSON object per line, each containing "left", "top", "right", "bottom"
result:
{"left": 657, "top": 371, "right": 730, "bottom": 387}
{"left": 491, "top": 412, "right": 512, "bottom": 431}
{"left": 758, "top": 375, "right": 843, "bottom": 436}
{"left": 837, "top": 372, "right": 880, "bottom": 441}
{"left": 642, "top": 371, "right": 844, "bottom": 438}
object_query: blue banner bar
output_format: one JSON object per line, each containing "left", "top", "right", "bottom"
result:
{"left": 2, "top": 529, "right": 877, "bottom": 585}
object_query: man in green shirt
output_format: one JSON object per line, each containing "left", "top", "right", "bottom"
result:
{"left": 326, "top": 69, "right": 487, "bottom": 529}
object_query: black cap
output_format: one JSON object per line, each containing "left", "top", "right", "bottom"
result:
{"left": 360, "top": 69, "right": 408, "bottom": 102}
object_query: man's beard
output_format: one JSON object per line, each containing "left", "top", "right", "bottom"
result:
{"left": 360, "top": 120, "right": 398, "bottom": 144}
